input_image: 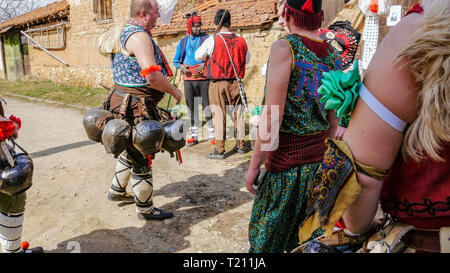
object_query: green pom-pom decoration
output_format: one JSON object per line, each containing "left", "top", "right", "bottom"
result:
{"left": 318, "top": 60, "right": 361, "bottom": 126}
{"left": 251, "top": 105, "right": 261, "bottom": 116}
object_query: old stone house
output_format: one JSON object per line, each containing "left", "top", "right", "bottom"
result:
{"left": 0, "top": 0, "right": 418, "bottom": 103}
{"left": 0, "top": 1, "right": 69, "bottom": 81}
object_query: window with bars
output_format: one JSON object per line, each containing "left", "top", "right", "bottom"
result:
{"left": 93, "top": 0, "right": 113, "bottom": 22}
{"left": 25, "top": 23, "right": 67, "bottom": 50}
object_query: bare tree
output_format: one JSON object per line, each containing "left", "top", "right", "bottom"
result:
{"left": 0, "top": 0, "right": 43, "bottom": 22}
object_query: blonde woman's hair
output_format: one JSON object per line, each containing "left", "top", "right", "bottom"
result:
{"left": 397, "top": 0, "right": 450, "bottom": 162}
{"left": 97, "top": 21, "right": 129, "bottom": 57}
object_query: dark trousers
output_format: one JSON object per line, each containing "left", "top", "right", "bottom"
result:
{"left": 184, "top": 80, "right": 213, "bottom": 129}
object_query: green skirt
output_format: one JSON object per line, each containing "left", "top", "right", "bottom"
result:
{"left": 248, "top": 163, "right": 322, "bottom": 253}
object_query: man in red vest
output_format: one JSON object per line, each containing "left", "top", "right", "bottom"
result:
{"left": 195, "top": 9, "right": 250, "bottom": 159}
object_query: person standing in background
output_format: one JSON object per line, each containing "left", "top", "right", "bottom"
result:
{"left": 173, "top": 12, "right": 215, "bottom": 147}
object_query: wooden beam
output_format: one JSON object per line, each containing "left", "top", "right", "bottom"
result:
{"left": 20, "top": 30, "right": 68, "bottom": 66}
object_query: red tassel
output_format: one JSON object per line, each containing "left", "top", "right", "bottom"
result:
{"left": 177, "top": 149, "right": 183, "bottom": 164}
{"left": 147, "top": 155, "right": 152, "bottom": 168}
{"left": 186, "top": 18, "right": 192, "bottom": 34}
{"left": 284, "top": 3, "right": 323, "bottom": 31}
{"left": 301, "top": 0, "right": 314, "bottom": 13}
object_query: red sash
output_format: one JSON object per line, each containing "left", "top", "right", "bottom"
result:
{"left": 264, "top": 131, "right": 328, "bottom": 173}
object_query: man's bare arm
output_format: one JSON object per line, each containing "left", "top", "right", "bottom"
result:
{"left": 126, "top": 32, "right": 182, "bottom": 103}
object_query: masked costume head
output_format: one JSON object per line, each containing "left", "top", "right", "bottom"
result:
{"left": 282, "top": 0, "right": 324, "bottom": 31}
{"left": 318, "top": 21, "right": 361, "bottom": 70}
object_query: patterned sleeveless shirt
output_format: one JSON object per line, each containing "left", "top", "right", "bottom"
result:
{"left": 111, "top": 25, "right": 170, "bottom": 87}
{"left": 279, "top": 34, "right": 342, "bottom": 136}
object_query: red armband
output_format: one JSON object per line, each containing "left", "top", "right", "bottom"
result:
{"left": 140, "top": 65, "right": 162, "bottom": 79}
{"left": 9, "top": 115, "right": 21, "bottom": 129}
{"left": 335, "top": 218, "right": 346, "bottom": 229}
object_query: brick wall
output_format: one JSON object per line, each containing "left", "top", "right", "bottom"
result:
{"left": 155, "top": 25, "right": 285, "bottom": 104}
{"left": 28, "top": 0, "right": 281, "bottom": 103}
{"left": 29, "top": 0, "right": 133, "bottom": 88}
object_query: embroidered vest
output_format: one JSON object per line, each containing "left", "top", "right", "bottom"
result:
{"left": 111, "top": 25, "right": 170, "bottom": 87}
{"left": 204, "top": 34, "right": 247, "bottom": 80}
{"left": 381, "top": 144, "right": 450, "bottom": 229}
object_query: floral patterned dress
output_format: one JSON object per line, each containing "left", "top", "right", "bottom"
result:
{"left": 248, "top": 34, "right": 342, "bottom": 253}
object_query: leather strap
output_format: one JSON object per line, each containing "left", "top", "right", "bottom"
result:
{"left": 140, "top": 98, "right": 150, "bottom": 119}
{"left": 119, "top": 92, "right": 130, "bottom": 118}
{"left": 402, "top": 229, "right": 441, "bottom": 253}
{"left": 114, "top": 89, "right": 141, "bottom": 103}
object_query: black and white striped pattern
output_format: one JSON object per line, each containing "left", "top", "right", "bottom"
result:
{"left": 110, "top": 153, "right": 132, "bottom": 195}
{"left": 130, "top": 171, "right": 154, "bottom": 214}
{"left": 0, "top": 212, "right": 24, "bottom": 253}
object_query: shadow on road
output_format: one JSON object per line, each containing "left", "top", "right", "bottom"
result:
{"left": 29, "top": 140, "right": 97, "bottom": 159}
{"left": 47, "top": 160, "right": 254, "bottom": 253}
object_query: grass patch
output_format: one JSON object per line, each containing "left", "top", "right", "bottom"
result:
{"left": 0, "top": 79, "right": 110, "bottom": 108}
{"left": 0, "top": 79, "right": 184, "bottom": 111}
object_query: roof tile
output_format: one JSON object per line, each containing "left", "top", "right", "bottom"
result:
{"left": 153, "top": 0, "right": 278, "bottom": 37}
{"left": 0, "top": 0, "right": 69, "bottom": 31}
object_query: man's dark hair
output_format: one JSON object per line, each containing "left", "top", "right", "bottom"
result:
{"left": 214, "top": 9, "right": 231, "bottom": 27}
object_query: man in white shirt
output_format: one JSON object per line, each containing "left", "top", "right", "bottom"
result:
{"left": 195, "top": 9, "right": 250, "bottom": 159}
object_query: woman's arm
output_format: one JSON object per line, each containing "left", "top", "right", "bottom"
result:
{"left": 341, "top": 13, "right": 424, "bottom": 234}
{"left": 245, "top": 39, "right": 292, "bottom": 194}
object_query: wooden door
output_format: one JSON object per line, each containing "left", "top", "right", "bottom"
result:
{"left": 3, "top": 33, "right": 23, "bottom": 81}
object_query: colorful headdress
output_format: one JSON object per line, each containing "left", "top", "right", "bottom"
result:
{"left": 282, "top": 0, "right": 324, "bottom": 30}
{"left": 186, "top": 12, "right": 202, "bottom": 35}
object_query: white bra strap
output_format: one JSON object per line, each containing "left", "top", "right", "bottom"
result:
{"left": 359, "top": 83, "right": 408, "bottom": 133}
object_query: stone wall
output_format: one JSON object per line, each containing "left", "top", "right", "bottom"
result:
{"left": 155, "top": 25, "right": 284, "bottom": 104}
{"left": 29, "top": 0, "right": 131, "bottom": 88}
{"left": 28, "top": 0, "right": 282, "bottom": 103}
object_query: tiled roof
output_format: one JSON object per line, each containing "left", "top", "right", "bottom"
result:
{"left": 0, "top": 0, "right": 69, "bottom": 32}
{"left": 153, "top": 0, "right": 279, "bottom": 37}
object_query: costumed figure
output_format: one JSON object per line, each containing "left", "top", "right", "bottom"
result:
{"left": 244, "top": 0, "right": 343, "bottom": 253}
{"left": 173, "top": 12, "right": 214, "bottom": 147}
{"left": 295, "top": 0, "right": 450, "bottom": 253}
{"left": 0, "top": 100, "right": 43, "bottom": 253}
{"left": 195, "top": 9, "right": 250, "bottom": 160}
{"left": 318, "top": 19, "right": 361, "bottom": 131}
{"left": 90, "top": 0, "right": 183, "bottom": 221}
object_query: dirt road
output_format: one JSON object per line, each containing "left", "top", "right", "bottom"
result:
{"left": 3, "top": 98, "right": 255, "bottom": 253}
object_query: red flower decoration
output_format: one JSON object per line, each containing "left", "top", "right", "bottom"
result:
{"left": 9, "top": 115, "right": 21, "bottom": 129}
{"left": 0, "top": 120, "right": 15, "bottom": 141}
{"left": 140, "top": 65, "right": 162, "bottom": 79}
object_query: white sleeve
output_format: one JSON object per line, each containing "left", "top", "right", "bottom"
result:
{"left": 246, "top": 50, "right": 251, "bottom": 64}
{"left": 195, "top": 36, "right": 215, "bottom": 61}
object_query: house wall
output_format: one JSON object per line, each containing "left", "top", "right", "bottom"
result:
{"left": 156, "top": 26, "right": 285, "bottom": 104}
{"left": 29, "top": 0, "right": 130, "bottom": 87}
{"left": 27, "top": 0, "right": 283, "bottom": 103}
